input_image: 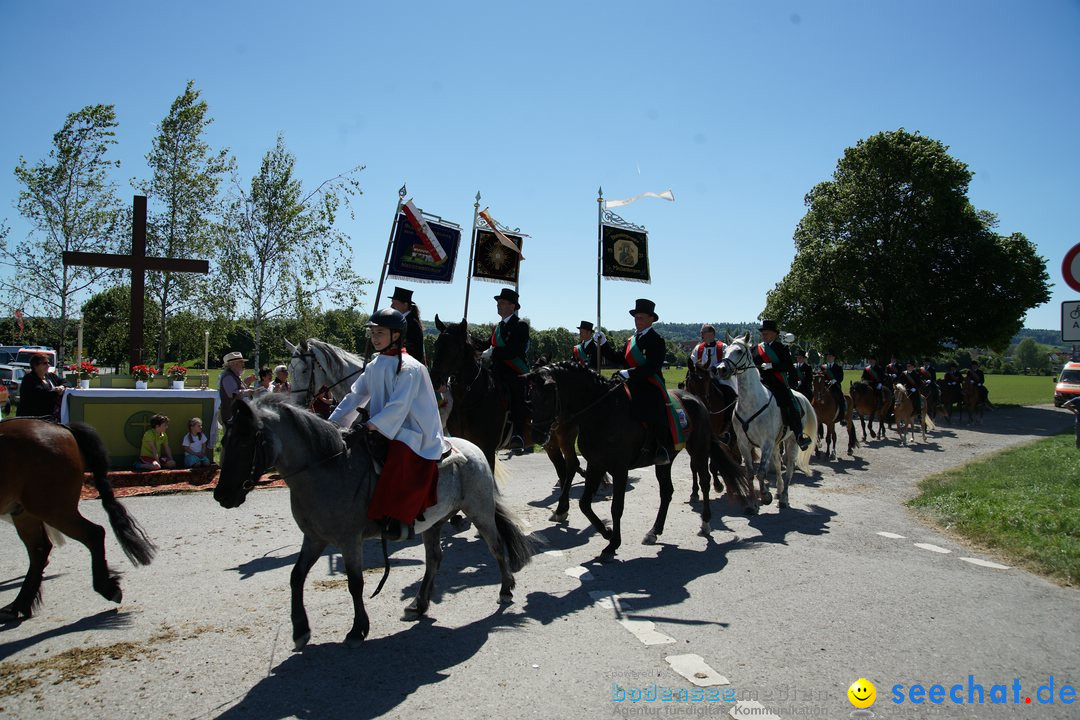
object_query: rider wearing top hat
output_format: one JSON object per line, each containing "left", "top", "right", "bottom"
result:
{"left": 820, "top": 350, "right": 847, "bottom": 426}
{"left": 900, "top": 360, "right": 924, "bottom": 416}
{"left": 753, "top": 319, "right": 812, "bottom": 451}
{"left": 387, "top": 286, "right": 426, "bottom": 365}
{"left": 793, "top": 348, "right": 814, "bottom": 399}
{"left": 862, "top": 353, "right": 888, "bottom": 407}
{"left": 571, "top": 320, "right": 604, "bottom": 370}
{"left": 602, "top": 298, "right": 673, "bottom": 466}
{"left": 969, "top": 359, "right": 990, "bottom": 404}
{"left": 482, "top": 288, "right": 531, "bottom": 450}
{"left": 329, "top": 308, "right": 444, "bottom": 541}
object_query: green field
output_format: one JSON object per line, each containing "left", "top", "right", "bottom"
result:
{"left": 909, "top": 433, "right": 1080, "bottom": 585}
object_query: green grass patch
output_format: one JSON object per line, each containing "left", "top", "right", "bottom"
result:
{"left": 983, "top": 373, "right": 1056, "bottom": 406}
{"left": 909, "top": 433, "right": 1080, "bottom": 585}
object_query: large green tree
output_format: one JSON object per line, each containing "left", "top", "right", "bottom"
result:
{"left": 763, "top": 129, "right": 1050, "bottom": 359}
{"left": 136, "top": 81, "right": 233, "bottom": 369}
{"left": 2, "top": 105, "right": 125, "bottom": 366}
{"left": 81, "top": 285, "right": 161, "bottom": 371}
{"left": 217, "top": 134, "right": 365, "bottom": 370}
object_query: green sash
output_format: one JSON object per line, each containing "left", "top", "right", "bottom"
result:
{"left": 491, "top": 323, "right": 529, "bottom": 375}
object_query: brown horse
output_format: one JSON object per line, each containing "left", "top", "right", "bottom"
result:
{"left": 962, "top": 370, "right": 986, "bottom": 424}
{"left": 938, "top": 380, "right": 964, "bottom": 422}
{"left": 849, "top": 380, "right": 891, "bottom": 441}
{"left": 0, "top": 419, "right": 156, "bottom": 621}
{"left": 892, "top": 384, "right": 923, "bottom": 445}
{"left": 812, "top": 374, "right": 858, "bottom": 458}
{"left": 682, "top": 363, "right": 742, "bottom": 501}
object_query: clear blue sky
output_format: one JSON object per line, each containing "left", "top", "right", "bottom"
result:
{"left": 1, "top": 1, "right": 1078, "bottom": 335}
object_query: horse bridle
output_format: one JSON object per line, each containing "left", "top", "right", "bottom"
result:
{"left": 290, "top": 347, "right": 365, "bottom": 404}
{"left": 239, "top": 427, "right": 276, "bottom": 493}
{"left": 719, "top": 343, "right": 755, "bottom": 377}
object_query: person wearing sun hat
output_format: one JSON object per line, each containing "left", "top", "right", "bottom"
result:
{"left": 753, "top": 319, "right": 811, "bottom": 450}
{"left": 481, "top": 288, "right": 531, "bottom": 450}
{"left": 218, "top": 350, "right": 254, "bottom": 438}
{"left": 601, "top": 298, "right": 673, "bottom": 466}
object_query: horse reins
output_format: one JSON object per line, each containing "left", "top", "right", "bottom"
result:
{"left": 291, "top": 346, "right": 365, "bottom": 404}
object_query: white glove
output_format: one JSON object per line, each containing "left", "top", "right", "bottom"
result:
{"left": 481, "top": 347, "right": 494, "bottom": 363}
{"left": 617, "top": 369, "right": 630, "bottom": 380}
{"left": 876, "top": 384, "right": 883, "bottom": 390}
{"left": 594, "top": 331, "right": 607, "bottom": 346}
{"left": 761, "top": 363, "right": 772, "bottom": 370}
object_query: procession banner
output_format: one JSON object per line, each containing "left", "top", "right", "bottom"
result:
{"left": 386, "top": 210, "right": 462, "bottom": 284}
{"left": 472, "top": 229, "right": 525, "bottom": 284}
{"left": 601, "top": 223, "right": 650, "bottom": 283}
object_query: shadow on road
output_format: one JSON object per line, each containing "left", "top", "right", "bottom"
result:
{"left": 0, "top": 608, "right": 134, "bottom": 660}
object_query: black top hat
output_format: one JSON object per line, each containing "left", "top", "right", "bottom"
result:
{"left": 759, "top": 319, "right": 779, "bottom": 333}
{"left": 795, "top": 348, "right": 808, "bottom": 357}
{"left": 629, "top": 298, "right": 658, "bottom": 321}
{"left": 826, "top": 349, "right": 837, "bottom": 357}
{"left": 577, "top": 320, "right": 594, "bottom": 331}
{"left": 494, "top": 288, "right": 520, "bottom": 308}
{"left": 388, "top": 286, "right": 413, "bottom": 304}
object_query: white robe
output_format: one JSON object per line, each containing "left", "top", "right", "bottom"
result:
{"left": 690, "top": 341, "right": 736, "bottom": 390}
{"left": 328, "top": 352, "right": 445, "bottom": 461}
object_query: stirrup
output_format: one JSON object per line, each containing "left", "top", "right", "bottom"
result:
{"left": 381, "top": 518, "right": 414, "bottom": 542}
{"left": 653, "top": 446, "right": 671, "bottom": 466}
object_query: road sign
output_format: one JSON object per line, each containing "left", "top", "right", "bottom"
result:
{"left": 1063, "top": 301, "right": 1080, "bottom": 342}
{"left": 1063, "top": 243, "right": 1080, "bottom": 293}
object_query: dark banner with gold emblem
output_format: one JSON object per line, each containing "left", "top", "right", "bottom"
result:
{"left": 601, "top": 224, "right": 650, "bottom": 283}
{"left": 472, "top": 229, "right": 525, "bottom": 284}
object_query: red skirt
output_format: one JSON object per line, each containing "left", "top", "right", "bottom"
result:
{"left": 367, "top": 440, "right": 439, "bottom": 525}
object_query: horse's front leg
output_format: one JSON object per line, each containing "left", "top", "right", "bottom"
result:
{"left": 778, "top": 438, "right": 795, "bottom": 509}
{"left": 407, "top": 519, "right": 447, "bottom": 620}
{"left": 545, "top": 438, "right": 572, "bottom": 523}
{"left": 644, "top": 464, "right": 675, "bottom": 545}
{"left": 578, "top": 466, "right": 611, "bottom": 540}
{"left": 290, "top": 534, "right": 328, "bottom": 651}
{"left": 600, "top": 469, "right": 629, "bottom": 561}
{"left": 0, "top": 515, "right": 53, "bottom": 621}
{"left": 341, "top": 537, "right": 370, "bottom": 648}
{"left": 756, "top": 440, "right": 775, "bottom": 506}
{"left": 735, "top": 431, "right": 760, "bottom": 514}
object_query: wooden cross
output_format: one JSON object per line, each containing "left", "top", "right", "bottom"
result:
{"left": 63, "top": 195, "right": 210, "bottom": 368}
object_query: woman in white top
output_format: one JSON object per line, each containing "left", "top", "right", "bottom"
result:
{"left": 329, "top": 308, "right": 445, "bottom": 540}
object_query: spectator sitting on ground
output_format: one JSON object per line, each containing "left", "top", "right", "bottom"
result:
{"left": 182, "top": 417, "right": 212, "bottom": 467}
{"left": 136, "top": 414, "right": 177, "bottom": 471}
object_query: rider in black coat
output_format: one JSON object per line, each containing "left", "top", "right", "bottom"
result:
{"left": 820, "top": 350, "right": 847, "bottom": 425}
{"left": 16, "top": 354, "right": 63, "bottom": 420}
{"left": 388, "top": 286, "right": 426, "bottom": 365}
{"left": 753, "top": 320, "right": 811, "bottom": 450}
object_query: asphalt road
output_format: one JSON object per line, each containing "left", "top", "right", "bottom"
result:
{"left": 0, "top": 405, "right": 1077, "bottom": 719}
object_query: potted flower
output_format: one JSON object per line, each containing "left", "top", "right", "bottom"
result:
{"left": 167, "top": 365, "right": 188, "bottom": 389}
{"left": 131, "top": 364, "right": 157, "bottom": 389}
{"left": 66, "top": 361, "right": 99, "bottom": 389}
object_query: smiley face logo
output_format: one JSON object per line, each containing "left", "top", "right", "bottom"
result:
{"left": 848, "top": 678, "right": 876, "bottom": 708}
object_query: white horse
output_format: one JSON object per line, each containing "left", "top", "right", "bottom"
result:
{"left": 717, "top": 334, "right": 817, "bottom": 509}
{"left": 285, "top": 338, "right": 367, "bottom": 406}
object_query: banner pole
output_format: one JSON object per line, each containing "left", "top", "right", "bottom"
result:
{"left": 463, "top": 191, "right": 480, "bottom": 323}
{"left": 596, "top": 186, "right": 604, "bottom": 373}
{"left": 372, "top": 183, "right": 407, "bottom": 316}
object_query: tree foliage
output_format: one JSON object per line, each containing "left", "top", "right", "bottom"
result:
{"left": 2, "top": 104, "right": 124, "bottom": 366}
{"left": 136, "top": 81, "right": 233, "bottom": 368}
{"left": 80, "top": 285, "right": 161, "bottom": 371}
{"left": 217, "top": 134, "right": 366, "bottom": 369}
{"left": 763, "top": 129, "right": 1050, "bottom": 359}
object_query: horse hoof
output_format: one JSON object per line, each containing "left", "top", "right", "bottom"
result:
{"left": 698, "top": 522, "right": 711, "bottom": 537}
{"left": 448, "top": 515, "right": 471, "bottom": 532}
{"left": 549, "top": 511, "right": 568, "bottom": 524}
{"left": 108, "top": 587, "right": 123, "bottom": 604}
{"left": 499, "top": 591, "right": 514, "bottom": 604}
{"left": 761, "top": 492, "right": 773, "bottom": 506}
{"left": 344, "top": 631, "right": 367, "bottom": 648}
{"left": 402, "top": 606, "right": 425, "bottom": 622}
{"left": 779, "top": 500, "right": 790, "bottom": 509}
{"left": 642, "top": 531, "right": 658, "bottom": 545}
{"left": 598, "top": 550, "right": 617, "bottom": 563}
{"left": 0, "top": 607, "right": 24, "bottom": 623}
{"left": 293, "top": 630, "right": 311, "bottom": 652}
{"left": 744, "top": 506, "right": 759, "bottom": 516}
{"left": 689, "top": 493, "right": 699, "bottom": 504}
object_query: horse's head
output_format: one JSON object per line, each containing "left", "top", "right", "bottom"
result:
{"left": 287, "top": 338, "right": 319, "bottom": 406}
{"left": 430, "top": 314, "right": 478, "bottom": 388}
{"left": 525, "top": 364, "right": 560, "bottom": 432}
{"left": 215, "top": 398, "right": 278, "bottom": 509}
{"left": 718, "top": 332, "right": 753, "bottom": 380}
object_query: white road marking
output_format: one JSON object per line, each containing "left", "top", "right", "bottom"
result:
{"left": 914, "top": 543, "right": 951, "bottom": 554}
{"left": 876, "top": 531, "right": 907, "bottom": 539}
{"left": 665, "top": 653, "right": 730, "bottom": 686}
{"left": 730, "top": 700, "right": 781, "bottom": 719}
{"left": 565, "top": 565, "right": 594, "bottom": 581}
{"left": 588, "top": 590, "right": 676, "bottom": 646}
{"left": 959, "top": 557, "right": 1011, "bottom": 570}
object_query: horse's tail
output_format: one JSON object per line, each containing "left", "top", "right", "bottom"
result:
{"left": 493, "top": 456, "right": 509, "bottom": 484}
{"left": 711, "top": 437, "right": 754, "bottom": 507}
{"left": 67, "top": 422, "right": 157, "bottom": 566}
{"left": 796, "top": 396, "right": 817, "bottom": 474}
{"left": 493, "top": 496, "right": 533, "bottom": 573}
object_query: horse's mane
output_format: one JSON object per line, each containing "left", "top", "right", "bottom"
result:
{"left": 305, "top": 338, "right": 367, "bottom": 371}
{"left": 540, "top": 360, "right": 621, "bottom": 391}
{"left": 253, "top": 393, "right": 345, "bottom": 456}
{"left": 442, "top": 320, "right": 488, "bottom": 353}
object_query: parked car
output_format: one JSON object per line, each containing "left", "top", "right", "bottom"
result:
{"left": 14, "top": 346, "right": 56, "bottom": 368}
{"left": 0, "top": 364, "right": 26, "bottom": 414}
{"left": 1053, "top": 361, "right": 1080, "bottom": 407}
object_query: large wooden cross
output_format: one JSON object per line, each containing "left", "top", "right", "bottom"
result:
{"left": 63, "top": 195, "right": 210, "bottom": 367}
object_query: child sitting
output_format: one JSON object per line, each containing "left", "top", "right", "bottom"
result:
{"left": 136, "top": 414, "right": 177, "bottom": 471}
{"left": 182, "top": 417, "right": 213, "bottom": 467}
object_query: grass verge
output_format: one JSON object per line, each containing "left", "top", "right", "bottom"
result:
{"left": 908, "top": 432, "right": 1080, "bottom": 586}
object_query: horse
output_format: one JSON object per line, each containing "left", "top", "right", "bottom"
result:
{"left": 682, "top": 362, "right": 743, "bottom": 501}
{"left": 0, "top": 419, "right": 156, "bottom": 621}
{"left": 213, "top": 394, "right": 532, "bottom": 650}
{"left": 962, "top": 370, "right": 986, "bottom": 424}
{"left": 892, "top": 385, "right": 923, "bottom": 445}
{"left": 938, "top": 379, "right": 964, "bottom": 423}
{"left": 811, "top": 373, "right": 857, "bottom": 459}
{"left": 717, "top": 334, "right": 817, "bottom": 510}
{"left": 525, "top": 362, "right": 752, "bottom": 560}
{"left": 849, "top": 380, "right": 890, "bottom": 441}
{"left": 285, "top": 338, "right": 367, "bottom": 407}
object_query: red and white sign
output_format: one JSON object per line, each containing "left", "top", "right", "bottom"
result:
{"left": 1062, "top": 243, "right": 1080, "bottom": 293}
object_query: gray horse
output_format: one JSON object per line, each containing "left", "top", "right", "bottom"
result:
{"left": 214, "top": 394, "right": 532, "bottom": 650}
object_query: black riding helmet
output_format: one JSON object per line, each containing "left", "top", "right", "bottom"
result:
{"left": 367, "top": 308, "right": 406, "bottom": 331}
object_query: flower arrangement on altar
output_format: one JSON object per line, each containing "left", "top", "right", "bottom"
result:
{"left": 66, "top": 361, "right": 99, "bottom": 380}
{"left": 131, "top": 364, "right": 157, "bottom": 382}
{"left": 167, "top": 365, "right": 188, "bottom": 381}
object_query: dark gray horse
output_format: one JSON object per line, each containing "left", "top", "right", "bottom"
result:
{"left": 214, "top": 394, "right": 532, "bottom": 650}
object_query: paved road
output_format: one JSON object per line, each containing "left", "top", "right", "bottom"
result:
{"left": 0, "top": 405, "right": 1077, "bottom": 719}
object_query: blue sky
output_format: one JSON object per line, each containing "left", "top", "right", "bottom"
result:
{"left": 1, "top": 1, "right": 1078, "bottom": 335}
